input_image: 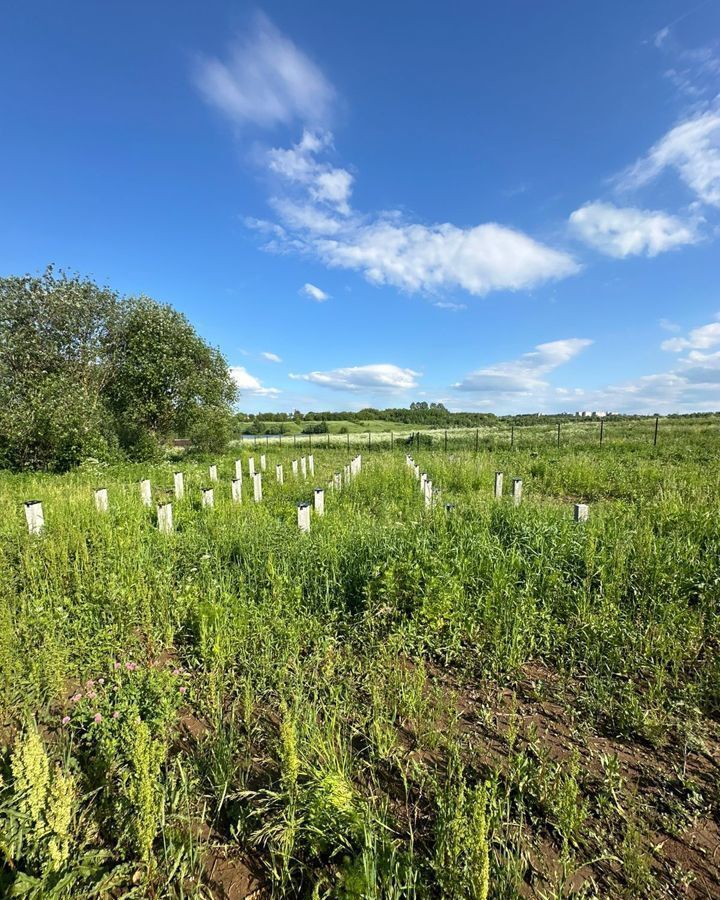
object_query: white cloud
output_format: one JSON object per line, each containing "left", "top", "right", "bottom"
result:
{"left": 310, "top": 218, "right": 579, "bottom": 296}
{"left": 300, "top": 282, "right": 330, "bottom": 302}
{"left": 618, "top": 110, "right": 720, "bottom": 207}
{"left": 453, "top": 338, "right": 593, "bottom": 394}
{"left": 569, "top": 201, "right": 699, "bottom": 257}
{"left": 659, "top": 317, "right": 681, "bottom": 332}
{"left": 267, "top": 130, "right": 353, "bottom": 213}
{"left": 256, "top": 128, "right": 579, "bottom": 298}
{"left": 193, "top": 14, "right": 335, "bottom": 129}
{"left": 434, "top": 301, "right": 467, "bottom": 311}
{"left": 289, "top": 363, "right": 420, "bottom": 392}
{"left": 661, "top": 316, "right": 720, "bottom": 351}
{"left": 229, "top": 365, "right": 280, "bottom": 396}
{"left": 654, "top": 26, "right": 670, "bottom": 49}
{"left": 261, "top": 351, "right": 282, "bottom": 362}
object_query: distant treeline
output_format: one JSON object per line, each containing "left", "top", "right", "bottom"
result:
{"left": 237, "top": 404, "right": 720, "bottom": 434}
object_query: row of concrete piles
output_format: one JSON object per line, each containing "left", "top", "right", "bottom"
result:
{"left": 404, "top": 455, "right": 589, "bottom": 522}
{"left": 22, "top": 452, "right": 363, "bottom": 536}
{"left": 297, "top": 454, "right": 362, "bottom": 533}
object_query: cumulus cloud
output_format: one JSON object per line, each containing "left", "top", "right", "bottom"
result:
{"left": 569, "top": 201, "right": 699, "bottom": 257}
{"left": 193, "top": 14, "right": 336, "bottom": 129}
{"left": 289, "top": 363, "right": 420, "bottom": 392}
{"left": 661, "top": 316, "right": 720, "bottom": 351}
{"left": 311, "top": 217, "right": 579, "bottom": 296}
{"left": 268, "top": 130, "right": 353, "bottom": 213}
{"left": 229, "top": 365, "right": 280, "bottom": 396}
{"left": 453, "top": 339, "right": 592, "bottom": 394}
{"left": 300, "top": 282, "right": 330, "bottom": 302}
{"left": 618, "top": 110, "right": 720, "bottom": 208}
{"left": 261, "top": 351, "right": 282, "bottom": 362}
{"left": 254, "top": 132, "right": 581, "bottom": 297}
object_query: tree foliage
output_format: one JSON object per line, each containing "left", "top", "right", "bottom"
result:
{"left": 0, "top": 268, "right": 236, "bottom": 470}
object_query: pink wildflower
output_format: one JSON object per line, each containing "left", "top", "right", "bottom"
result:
{"left": 61, "top": 715, "right": 70, "bottom": 725}
{"left": 112, "top": 711, "right": 120, "bottom": 719}
{"left": 98, "top": 678, "right": 105, "bottom": 685}
{"left": 179, "top": 685, "right": 187, "bottom": 695}
{"left": 86, "top": 690, "right": 97, "bottom": 700}
{"left": 172, "top": 668, "right": 181, "bottom": 676}
{"left": 70, "top": 693, "right": 82, "bottom": 703}
{"left": 114, "top": 662, "right": 121, "bottom": 670}
{"left": 85, "top": 679, "right": 94, "bottom": 688}
{"left": 125, "top": 662, "right": 137, "bottom": 671}
{"left": 93, "top": 713, "right": 102, "bottom": 724}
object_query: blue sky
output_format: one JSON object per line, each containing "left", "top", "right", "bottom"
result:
{"left": 1, "top": 1, "right": 719, "bottom": 414}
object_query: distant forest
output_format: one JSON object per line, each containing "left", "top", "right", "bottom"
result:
{"left": 237, "top": 403, "right": 717, "bottom": 434}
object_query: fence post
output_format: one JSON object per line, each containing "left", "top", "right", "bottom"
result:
{"left": 444, "top": 430, "right": 448, "bottom": 452}
{"left": 231, "top": 479, "right": 242, "bottom": 503}
{"left": 391, "top": 431, "right": 394, "bottom": 450}
{"left": 260, "top": 454, "right": 266, "bottom": 472}
{"left": 276, "top": 463, "right": 284, "bottom": 484}
{"left": 475, "top": 428, "right": 479, "bottom": 452}
{"left": 209, "top": 464, "right": 218, "bottom": 482}
{"left": 600, "top": 419, "right": 604, "bottom": 446}
{"left": 511, "top": 425, "right": 514, "bottom": 448}
{"left": 174, "top": 471, "right": 185, "bottom": 499}
{"left": 654, "top": 415, "right": 659, "bottom": 446}
{"left": 292, "top": 459, "right": 298, "bottom": 478}
{"left": 253, "top": 473, "right": 262, "bottom": 503}
{"left": 157, "top": 502, "right": 173, "bottom": 534}
{"left": 94, "top": 488, "right": 109, "bottom": 512}
{"left": 24, "top": 500, "right": 45, "bottom": 535}
{"left": 314, "top": 487, "right": 325, "bottom": 516}
{"left": 557, "top": 422, "right": 561, "bottom": 448}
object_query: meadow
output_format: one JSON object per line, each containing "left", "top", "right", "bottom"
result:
{"left": 1, "top": 422, "right": 719, "bottom": 898}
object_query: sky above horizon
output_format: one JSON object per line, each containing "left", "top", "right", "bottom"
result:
{"left": 1, "top": 1, "right": 720, "bottom": 414}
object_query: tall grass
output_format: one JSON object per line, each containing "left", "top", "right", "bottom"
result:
{"left": 1, "top": 433, "right": 719, "bottom": 896}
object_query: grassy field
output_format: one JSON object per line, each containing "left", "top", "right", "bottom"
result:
{"left": 243, "top": 419, "right": 431, "bottom": 436}
{"left": 1, "top": 429, "right": 719, "bottom": 897}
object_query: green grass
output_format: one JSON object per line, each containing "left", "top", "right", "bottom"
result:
{"left": 1, "top": 431, "right": 719, "bottom": 896}
{"left": 247, "top": 418, "right": 433, "bottom": 435}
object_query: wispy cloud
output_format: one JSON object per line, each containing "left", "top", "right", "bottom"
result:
{"left": 229, "top": 365, "right": 281, "bottom": 396}
{"left": 661, "top": 315, "right": 720, "bottom": 351}
{"left": 289, "top": 363, "right": 420, "bottom": 392}
{"left": 434, "top": 301, "right": 467, "bottom": 312}
{"left": 193, "top": 13, "right": 336, "bottom": 129}
{"left": 453, "top": 339, "right": 592, "bottom": 395}
{"left": 261, "top": 351, "right": 282, "bottom": 362}
{"left": 300, "top": 282, "right": 330, "bottom": 302}
{"left": 617, "top": 109, "right": 720, "bottom": 208}
{"left": 569, "top": 201, "right": 700, "bottom": 257}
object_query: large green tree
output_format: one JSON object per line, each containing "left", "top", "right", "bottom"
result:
{"left": 0, "top": 268, "right": 237, "bottom": 470}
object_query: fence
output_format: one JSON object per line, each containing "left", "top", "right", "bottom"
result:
{"left": 234, "top": 417, "right": 717, "bottom": 454}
